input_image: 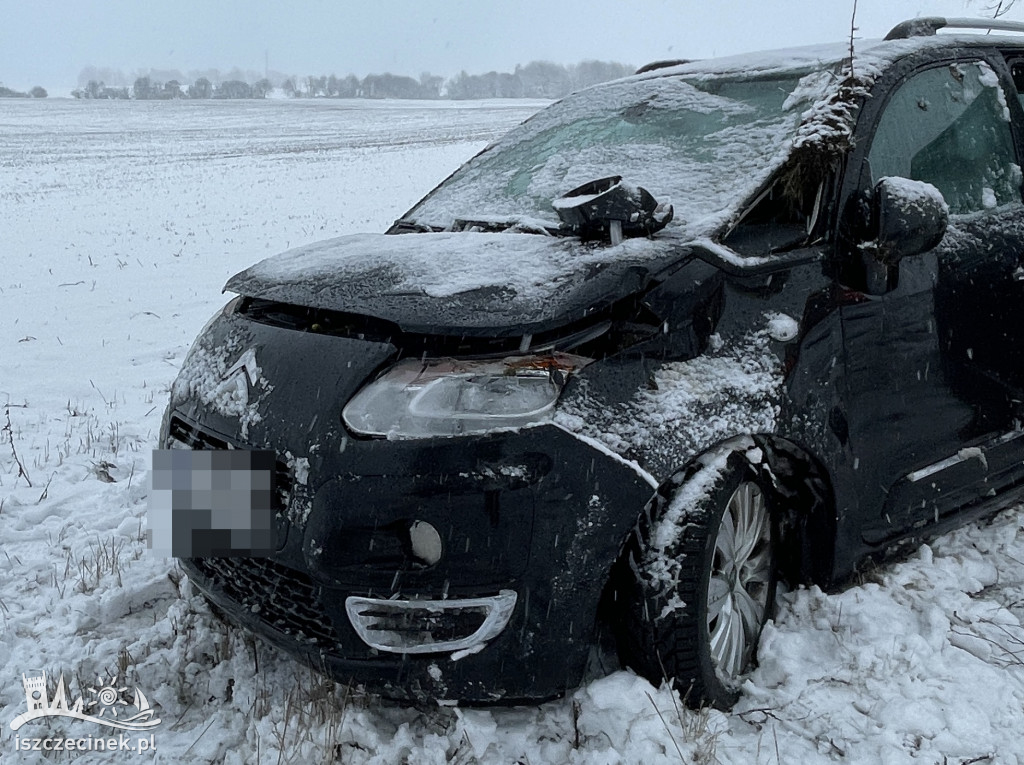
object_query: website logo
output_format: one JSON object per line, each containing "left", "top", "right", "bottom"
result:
{"left": 10, "top": 672, "right": 161, "bottom": 733}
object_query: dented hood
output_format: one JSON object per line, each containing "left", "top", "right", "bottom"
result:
{"left": 225, "top": 231, "right": 686, "bottom": 335}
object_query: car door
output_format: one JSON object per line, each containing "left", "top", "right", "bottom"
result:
{"left": 838, "top": 54, "right": 1024, "bottom": 546}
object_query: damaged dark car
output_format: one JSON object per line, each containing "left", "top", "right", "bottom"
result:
{"left": 161, "top": 18, "right": 1024, "bottom": 707}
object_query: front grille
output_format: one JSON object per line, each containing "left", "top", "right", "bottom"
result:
{"left": 189, "top": 557, "right": 338, "bottom": 649}
{"left": 168, "top": 417, "right": 293, "bottom": 511}
{"left": 169, "top": 417, "right": 231, "bottom": 450}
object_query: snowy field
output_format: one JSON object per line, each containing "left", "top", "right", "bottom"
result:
{"left": 3, "top": 97, "right": 1024, "bottom": 764}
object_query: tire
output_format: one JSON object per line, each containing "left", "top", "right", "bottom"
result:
{"left": 615, "top": 451, "right": 778, "bottom": 708}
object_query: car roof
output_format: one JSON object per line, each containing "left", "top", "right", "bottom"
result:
{"left": 632, "top": 20, "right": 1024, "bottom": 84}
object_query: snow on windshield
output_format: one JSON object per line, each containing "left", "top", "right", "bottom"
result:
{"left": 408, "top": 70, "right": 835, "bottom": 238}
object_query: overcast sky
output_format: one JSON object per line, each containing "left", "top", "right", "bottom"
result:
{"left": 2, "top": 0, "right": 1021, "bottom": 92}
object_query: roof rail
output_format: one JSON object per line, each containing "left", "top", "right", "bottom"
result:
{"left": 886, "top": 16, "right": 1024, "bottom": 40}
{"left": 635, "top": 59, "right": 693, "bottom": 75}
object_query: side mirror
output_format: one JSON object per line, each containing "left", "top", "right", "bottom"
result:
{"left": 871, "top": 176, "right": 948, "bottom": 265}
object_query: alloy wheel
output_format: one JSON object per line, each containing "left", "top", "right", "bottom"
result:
{"left": 706, "top": 480, "right": 773, "bottom": 680}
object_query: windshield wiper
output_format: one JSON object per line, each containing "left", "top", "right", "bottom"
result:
{"left": 387, "top": 216, "right": 560, "bottom": 236}
{"left": 388, "top": 219, "right": 440, "bottom": 234}
{"left": 450, "top": 217, "right": 559, "bottom": 235}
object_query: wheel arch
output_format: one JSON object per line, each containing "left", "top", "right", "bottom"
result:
{"left": 603, "top": 432, "right": 837, "bottom": 599}
{"left": 746, "top": 433, "right": 837, "bottom": 587}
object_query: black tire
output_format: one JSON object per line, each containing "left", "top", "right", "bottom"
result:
{"left": 614, "top": 451, "right": 779, "bottom": 709}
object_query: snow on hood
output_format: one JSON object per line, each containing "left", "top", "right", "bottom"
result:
{"left": 225, "top": 230, "right": 687, "bottom": 335}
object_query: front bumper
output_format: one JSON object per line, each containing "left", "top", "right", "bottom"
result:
{"left": 170, "top": 411, "right": 653, "bottom": 702}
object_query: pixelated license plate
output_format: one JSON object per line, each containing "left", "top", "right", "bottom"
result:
{"left": 148, "top": 449, "right": 277, "bottom": 557}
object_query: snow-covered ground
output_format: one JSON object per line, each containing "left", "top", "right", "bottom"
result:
{"left": 2, "top": 97, "right": 1024, "bottom": 764}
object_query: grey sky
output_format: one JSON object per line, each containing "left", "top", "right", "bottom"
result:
{"left": 1, "top": 0, "right": 1017, "bottom": 92}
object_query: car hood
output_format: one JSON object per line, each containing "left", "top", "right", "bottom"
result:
{"left": 225, "top": 231, "right": 688, "bottom": 335}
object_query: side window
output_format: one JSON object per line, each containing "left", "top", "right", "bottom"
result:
{"left": 867, "top": 61, "right": 1021, "bottom": 215}
{"left": 1010, "top": 61, "right": 1024, "bottom": 110}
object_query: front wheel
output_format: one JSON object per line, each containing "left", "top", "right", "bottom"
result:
{"left": 615, "top": 452, "right": 779, "bottom": 708}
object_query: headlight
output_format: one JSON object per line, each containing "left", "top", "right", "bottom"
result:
{"left": 342, "top": 353, "right": 590, "bottom": 438}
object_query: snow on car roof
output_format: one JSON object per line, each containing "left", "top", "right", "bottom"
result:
{"left": 643, "top": 32, "right": 1024, "bottom": 80}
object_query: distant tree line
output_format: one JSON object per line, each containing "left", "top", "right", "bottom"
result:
{"left": 69, "top": 60, "right": 633, "bottom": 101}
{"left": 0, "top": 84, "right": 47, "bottom": 98}
{"left": 70, "top": 76, "right": 273, "bottom": 100}
{"left": 447, "top": 60, "right": 633, "bottom": 99}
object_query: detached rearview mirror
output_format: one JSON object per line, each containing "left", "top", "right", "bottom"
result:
{"left": 871, "top": 176, "right": 949, "bottom": 265}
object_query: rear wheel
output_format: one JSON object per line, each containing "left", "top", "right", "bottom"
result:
{"left": 616, "top": 453, "right": 778, "bottom": 708}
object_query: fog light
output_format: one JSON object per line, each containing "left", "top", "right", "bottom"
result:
{"left": 409, "top": 520, "right": 442, "bottom": 566}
